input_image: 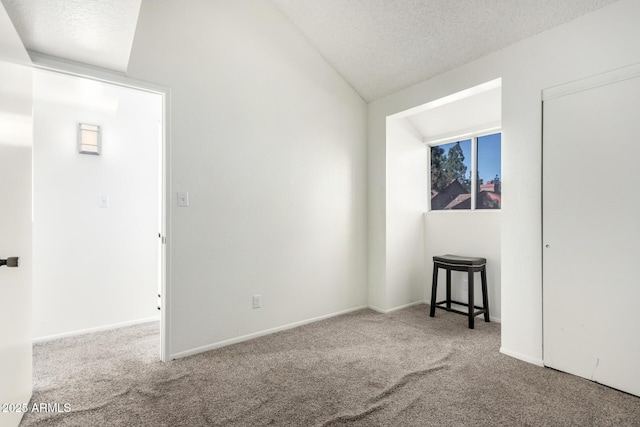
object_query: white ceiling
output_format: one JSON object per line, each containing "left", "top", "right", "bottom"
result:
{"left": 406, "top": 85, "right": 501, "bottom": 141}
{"left": 1, "top": 0, "right": 141, "bottom": 72}
{"left": 272, "top": 0, "right": 619, "bottom": 101}
{"left": 2, "top": 0, "right": 620, "bottom": 100}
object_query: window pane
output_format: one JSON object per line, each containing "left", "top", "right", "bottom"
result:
{"left": 476, "top": 133, "right": 501, "bottom": 209}
{"left": 430, "top": 139, "right": 472, "bottom": 210}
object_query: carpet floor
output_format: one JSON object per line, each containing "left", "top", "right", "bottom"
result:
{"left": 20, "top": 305, "right": 640, "bottom": 426}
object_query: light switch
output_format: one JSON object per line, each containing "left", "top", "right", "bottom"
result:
{"left": 98, "top": 194, "right": 109, "bottom": 208}
{"left": 177, "top": 191, "right": 189, "bottom": 207}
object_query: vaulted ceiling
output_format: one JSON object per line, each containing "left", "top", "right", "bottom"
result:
{"left": 273, "top": 0, "right": 619, "bottom": 100}
{"left": 1, "top": 0, "right": 141, "bottom": 72}
{"left": 2, "top": 0, "right": 620, "bottom": 101}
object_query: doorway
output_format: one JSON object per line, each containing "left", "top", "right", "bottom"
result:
{"left": 31, "top": 66, "right": 167, "bottom": 360}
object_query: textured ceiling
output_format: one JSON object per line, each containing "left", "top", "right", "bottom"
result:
{"left": 1, "top": 0, "right": 141, "bottom": 72}
{"left": 272, "top": 0, "right": 620, "bottom": 101}
{"left": 1, "top": 0, "right": 620, "bottom": 99}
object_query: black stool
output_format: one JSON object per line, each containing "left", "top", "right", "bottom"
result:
{"left": 429, "top": 254, "right": 490, "bottom": 329}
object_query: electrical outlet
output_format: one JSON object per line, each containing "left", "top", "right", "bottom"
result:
{"left": 98, "top": 194, "right": 109, "bottom": 208}
{"left": 252, "top": 294, "right": 261, "bottom": 309}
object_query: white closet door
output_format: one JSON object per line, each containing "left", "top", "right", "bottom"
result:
{"left": 542, "top": 67, "right": 640, "bottom": 397}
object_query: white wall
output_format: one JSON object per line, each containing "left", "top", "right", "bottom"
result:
{"left": 127, "top": 0, "right": 368, "bottom": 357}
{"left": 33, "top": 70, "right": 161, "bottom": 340}
{"left": 380, "top": 117, "right": 428, "bottom": 311}
{"left": 369, "top": 0, "right": 640, "bottom": 365}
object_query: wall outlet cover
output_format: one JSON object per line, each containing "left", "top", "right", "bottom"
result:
{"left": 177, "top": 191, "right": 189, "bottom": 207}
{"left": 98, "top": 194, "right": 109, "bottom": 208}
{"left": 252, "top": 294, "right": 261, "bottom": 309}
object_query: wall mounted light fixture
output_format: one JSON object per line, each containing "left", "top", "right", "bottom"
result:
{"left": 78, "top": 123, "right": 101, "bottom": 155}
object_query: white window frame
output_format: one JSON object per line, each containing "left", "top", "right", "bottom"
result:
{"left": 426, "top": 126, "right": 501, "bottom": 212}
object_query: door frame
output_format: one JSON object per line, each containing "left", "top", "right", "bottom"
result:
{"left": 30, "top": 53, "right": 172, "bottom": 362}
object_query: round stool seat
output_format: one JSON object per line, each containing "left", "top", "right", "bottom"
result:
{"left": 433, "top": 254, "right": 486, "bottom": 267}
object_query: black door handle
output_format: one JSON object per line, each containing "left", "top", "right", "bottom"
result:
{"left": 0, "top": 257, "right": 19, "bottom": 267}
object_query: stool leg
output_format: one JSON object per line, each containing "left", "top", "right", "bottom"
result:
{"left": 481, "top": 267, "right": 490, "bottom": 322}
{"left": 430, "top": 264, "right": 438, "bottom": 317}
{"left": 468, "top": 270, "right": 475, "bottom": 329}
{"left": 446, "top": 269, "right": 452, "bottom": 311}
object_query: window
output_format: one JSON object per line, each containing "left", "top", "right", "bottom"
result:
{"left": 476, "top": 133, "right": 501, "bottom": 209}
{"left": 429, "top": 132, "right": 501, "bottom": 210}
{"left": 430, "top": 139, "right": 472, "bottom": 210}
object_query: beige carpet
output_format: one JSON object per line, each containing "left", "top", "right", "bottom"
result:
{"left": 20, "top": 305, "right": 640, "bottom": 426}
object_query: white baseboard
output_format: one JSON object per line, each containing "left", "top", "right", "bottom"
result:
{"left": 368, "top": 300, "right": 426, "bottom": 314}
{"left": 500, "top": 347, "right": 544, "bottom": 367}
{"left": 169, "top": 305, "right": 369, "bottom": 360}
{"left": 369, "top": 300, "right": 501, "bottom": 323}
{"left": 33, "top": 316, "right": 160, "bottom": 344}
